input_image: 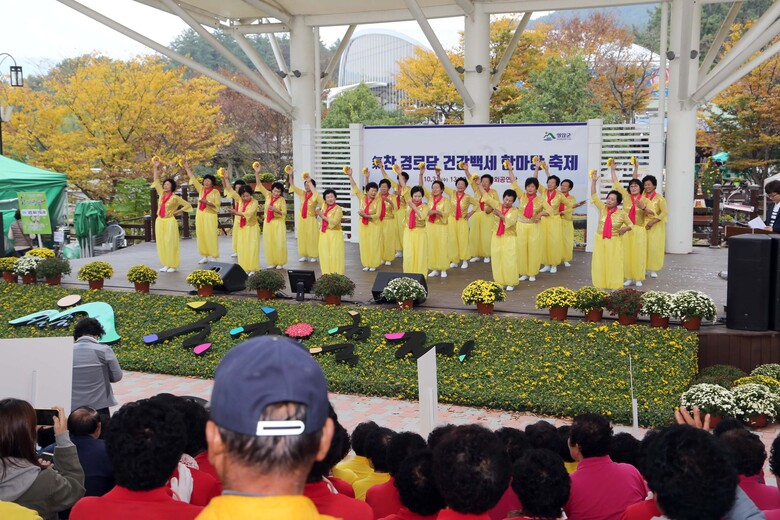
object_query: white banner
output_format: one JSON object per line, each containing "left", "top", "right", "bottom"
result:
{"left": 362, "top": 123, "right": 590, "bottom": 208}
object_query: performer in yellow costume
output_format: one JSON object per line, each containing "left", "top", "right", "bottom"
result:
{"left": 471, "top": 176, "right": 520, "bottom": 290}
{"left": 378, "top": 162, "right": 409, "bottom": 257}
{"left": 436, "top": 169, "right": 475, "bottom": 270}
{"left": 464, "top": 164, "right": 498, "bottom": 263}
{"left": 346, "top": 167, "right": 382, "bottom": 271}
{"left": 230, "top": 179, "right": 247, "bottom": 258}
{"left": 151, "top": 158, "right": 192, "bottom": 273}
{"left": 534, "top": 160, "right": 564, "bottom": 274}
{"left": 377, "top": 178, "right": 399, "bottom": 266}
{"left": 508, "top": 165, "right": 546, "bottom": 282}
{"left": 184, "top": 160, "right": 221, "bottom": 263}
{"left": 288, "top": 167, "right": 321, "bottom": 263}
{"left": 315, "top": 188, "right": 345, "bottom": 275}
{"left": 221, "top": 175, "right": 260, "bottom": 274}
{"left": 558, "top": 178, "right": 586, "bottom": 267}
{"left": 641, "top": 174, "right": 667, "bottom": 278}
{"left": 419, "top": 167, "right": 451, "bottom": 278}
{"left": 253, "top": 163, "right": 287, "bottom": 269}
{"left": 610, "top": 159, "right": 647, "bottom": 287}
{"left": 399, "top": 175, "right": 430, "bottom": 278}
{"left": 590, "top": 170, "right": 633, "bottom": 289}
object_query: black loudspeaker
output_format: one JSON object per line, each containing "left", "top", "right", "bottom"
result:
{"left": 727, "top": 235, "right": 772, "bottom": 331}
{"left": 372, "top": 272, "right": 428, "bottom": 304}
{"left": 770, "top": 236, "right": 780, "bottom": 331}
{"left": 206, "top": 262, "right": 247, "bottom": 292}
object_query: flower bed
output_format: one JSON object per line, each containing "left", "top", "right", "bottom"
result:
{"left": 0, "top": 284, "right": 700, "bottom": 427}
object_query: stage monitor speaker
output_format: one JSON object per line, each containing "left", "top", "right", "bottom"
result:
{"left": 205, "top": 262, "right": 247, "bottom": 292}
{"left": 727, "top": 235, "right": 771, "bottom": 331}
{"left": 372, "top": 272, "right": 428, "bottom": 304}
{"left": 771, "top": 236, "right": 780, "bottom": 331}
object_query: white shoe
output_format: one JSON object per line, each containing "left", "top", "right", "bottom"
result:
{"left": 624, "top": 280, "right": 634, "bottom": 286}
{"left": 649, "top": 271, "right": 658, "bottom": 278}
{"left": 550, "top": 266, "right": 557, "bottom": 274}
{"left": 207, "top": 256, "right": 215, "bottom": 262}
{"left": 461, "top": 261, "right": 468, "bottom": 269}
{"left": 159, "top": 266, "right": 169, "bottom": 272}
{"left": 198, "top": 257, "right": 208, "bottom": 264}
{"left": 363, "top": 267, "right": 369, "bottom": 271}
{"left": 230, "top": 252, "right": 238, "bottom": 258}
{"left": 636, "top": 281, "right": 643, "bottom": 287}
{"left": 166, "top": 267, "right": 176, "bottom": 273}
{"left": 440, "top": 271, "right": 448, "bottom": 278}
{"left": 368, "top": 267, "right": 376, "bottom": 272}
{"left": 564, "top": 262, "right": 572, "bottom": 267}
{"left": 428, "top": 270, "right": 439, "bottom": 277}
{"left": 298, "top": 257, "right": 307, "bottom": 262}
{"left": 506, "top": 285, "right": 514, "bottom": 291}
{"left": 529, "top": 276, "right": 536, "bottom": 282}
{"left": 395, "top": 252, "right": 403, "bottom": 258}
{"left": 276, "top": 265, "right": 285, "bottom": 270}
{"left": 519, "top": 275, "right": 528, "bottom": 281}
{"left": 247, "top": 272, "right": 255, "bottom": 277}
{"left": 309, "top": 258, "right": 317, "bottom": 263}
{"left": 384, "top": 261, "right": 391, "bottom": 266}
{"left": 484, "top": 257, "right": 491, "bottom": 263}
{"left": 540, "top": 265, "right": 551, "bottom": 273}
{"left": 470, "top": 257, "right": 481, "bottom": 263}
{"left": 450, "top": 262, "right": 458, "bottom": 268}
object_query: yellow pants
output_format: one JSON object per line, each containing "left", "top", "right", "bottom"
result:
{"left": 516, "top": 223, "right": 541, "bottom": 277}
{"left": 232, "top": 217, "right": 239, "bottom": 254}
{"left": 492, "top": 234, "right": 519, "bottom": 287}
{"left": 449, "top": 218, "right": 470, "bottom": 262}
{"left": 396, "top": 209, "right": 407, "bottom": 248}
{"left": 540, "top": 215, "right": 563, "bottom": 266}
{"left": 319, "top": 229, "right": 345, "bottom": 275}
{"left": 624, "top": 225, "right": 647, "bottom": 281}
{"left": 233, "top": 224, "right": 260, "bottom": 272}
{"left": 195, "top": 211, "right": 219, "bottom": 258}
{"left": 427, "top": 223, "right": 450, "bottom": 271}
{"left": 403, "top": 227, "right": 428, "bottom": 278}
{"left": 263, "top": 218, "right": 287, "bottom": 266}
{"left": 155, "top": 217, "right": 181, "bottom": 268}
{"left": 592, "top": 235, "right": 624, "bottom": 289}
{"left": 646, "top": 222, "right": 666, "bottom": 271}
{"left": 358, "top": 221, "right": 382, "bottom": 268}
{"left": 561, "top": 219, "right": 574, "bottom": 263}
{"left": 469, "top": 211, "right": 494, "bottom": 258}
{"left": 296, "top": 215, "right": 319, "bottom": 258}
{"left": 381, "top": 218, "right": 399, "bottom": 262}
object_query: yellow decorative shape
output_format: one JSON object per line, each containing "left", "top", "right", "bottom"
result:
{"left": 188, "top": 301, "right": 207, "bottom": 309}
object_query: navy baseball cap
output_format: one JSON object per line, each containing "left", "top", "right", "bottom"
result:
{"left": 210, "top": 336, "right": 329, "bottom": 437}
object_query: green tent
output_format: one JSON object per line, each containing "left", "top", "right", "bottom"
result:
{"left": 0, "top": 155, "right": 68, "bottom": 252}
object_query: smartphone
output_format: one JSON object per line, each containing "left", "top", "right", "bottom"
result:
{"left": 35, "top": 408, "right": 58, "bottom": 426}
{"left": 39, "top": 452, "right": 54, "bottom": 463}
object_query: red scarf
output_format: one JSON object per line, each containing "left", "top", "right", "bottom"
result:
{"left": 301, "top": 192, "right": 313, "bottom": 218}
{"left": 321, "top": 204, "right": 336, "bottom": 232}
{"left": 496, "top": 206, "right": 511, "bottom": 236}
{"left": 396, "top": 194, "right": 401, "bottom": 209}
{"left": 559, "top": 193, "right": 569, "bottom": 214}
{"left": 455, "top": 192, "right": 465, "bottom": 220}
{"left": 603, "top": 207, "right": 618, "bottom": 239}
{"left": 524, "top": 194, "right": 536, "bottom": 219}
{"left": 408, "top": 202, "right": 422, "bottom": 229}
{"left": 628, "top": 194, "right": 640, "bottom": 224}
{"left": 361, "top": 197, "right": 374, "bottom": 226}
{"left": 428, "top": 195, "right": 443, "bottom": 223}
{"left": 547, "top": 189, "right": 557, "bottom": 204}
{"left": 239, "top": 200, "right": 251, "bottom": 228}
{"left": 199, "top": 187, "right": 214, "bottom": 211}
{"left": 266, "top": 197, "right": 279, "bottom": 223}
{"left": 479, "top": 196, "right": 485, "bottom": 212}
{"left": 159, "top": 192, "right": 173, "bottom": 217}
{"left": 646, "top": 191, "right": 656, "bottom": 201}
{"left": 379, "top": 195, "right": 388, "bottom": 221}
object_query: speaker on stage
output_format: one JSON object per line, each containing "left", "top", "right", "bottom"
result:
{"left": 372, "top": 272, "right": 428, "bottom": 304}
{"left": 205, "top": 262, "right": 247, "bottom": 292}
{"left": 771, "top": 236, "right": 780, "bottom": 331}
{"left": 727, "top": 235, "right": 771, "bottom": 331}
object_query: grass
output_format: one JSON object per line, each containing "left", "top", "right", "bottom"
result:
{"left": 0, "top": 283, "right": 699, "bottom": 426}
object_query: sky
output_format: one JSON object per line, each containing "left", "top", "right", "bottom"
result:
{"left": 3, "top": 0, "right": 550, "bottom": 77}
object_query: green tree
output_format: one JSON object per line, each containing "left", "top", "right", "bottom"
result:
{"left": 322, "top": 84, "right": 406, "bottom": 128}
{"left": 505, "top": 55, "right": 601, "bottom": 123}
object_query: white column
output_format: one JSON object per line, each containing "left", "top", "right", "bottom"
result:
{"left": 348, "top": 123, "right": 364, "bottom": 243}
{"left": 664, "top": 0, "right": 700, "bottom": 254}
{"left": 586, "top": 119, "right": 603, "bottom": 253}
{"left": 290, "top": 16, "right": 316, "bottom": 176}
{"left": 463, "top": 5, "right": 491, "bottom": 124}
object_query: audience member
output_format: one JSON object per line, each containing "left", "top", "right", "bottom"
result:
{"left": 433, "top": 424, "right": 510, "bottom": 519}
{"left": 367, "top": 432, "right": 426, "bottom": 518}
{"left": 609, "top": 432, "right": 641, "bottom": 470}
{"left": 381, "top": 450, "right": 445, "bottom": 520}
{"left": 720, "top": 429, "right": 780, "bottom": 510}
{"left": 525, "top": 421, "right": 560, "bottom": 452}
{"left": 69, "top": 396, "right": 202, "bottom": 519}
{"left": 713, "top": 418, "right": 746, "bottom": 437}
{"left": 180, "top": 397, "right": 219, "bottom": 483}
{"left": 0, "top": 500, "right": 42, "bottom": 519}
{"left": 335, "top": 421, "right": 379, "bottom": 484}
{"left": 489, "top": 427, "right": 527, "bottom": 520}
{"left": 304, "top": 405, "right": 372, "bottom": 520}
{"left": 71, "top": 318, "right": 123, "bottom": 416}
{"left": 0, "top": 401, "right": 85, "bottom": 519}
{"left": 354, "top": 427, "right": 396, "bottom": 500}
{"left": 556, "top": 426, "right": 578, "bottom": 473}
{"left": 508, "top": 448, "right": 571, "bottom": 519}
{"left": 564, "top": 414, "right": 647, "bottom": 520}
{"left": 196, "top": 336, "right": 335, "bottom": 518}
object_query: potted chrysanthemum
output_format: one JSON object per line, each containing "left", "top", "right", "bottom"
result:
{"left": 312, "top": 273, "right": 356, "bottom": 305}
{"left": 37, "top": 257, "right": 71, "bottom": 286}
{"left": 14, "top": 255, "right": 42, "bottom": 284}
{"left": 246, "top": 270, "right": 286, "bottom": 300}
{"left": 680, "top": 383, "right": 737, "bottom": 428}
{"left": 26, "top": 247, "right": 55, "bottom": 259}
{"left": 535, "top": 286, "right": 577, "bottom": 321}
{"left": 126, "top": 265, "right": 158, "bottom": 293}
{"left": 0, "top": 257, "right": 18, "bottom": 283}
{"left": 574, "top": 286, "right": 607, "bottom": 322}
{"left": 752, "top": 364, "right": 780, "bottom": 381}
{"left": 461, "top": 280, "right": 506, "bottom": 315}
{"left": 731, "top": 383, "right": 779, "bottom": 428}
{"left": 381, "top": 277, "right": 428, "bottom": 310}
{"left": 186, "top": 269, "right": 223, "bottom": 297}
{"left": 77, "top": 261, "right": 114, "bottom": 290}
{"left": 604, "top": 288, "right": 644, "bottom": 325}
{"left": 670, "top": 290, "right": 717, "bottom": 330}
{"left": 640, "top": 291, "right": 674, "bottom": 328}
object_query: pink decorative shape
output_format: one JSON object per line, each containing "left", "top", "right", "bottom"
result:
{"left": 384, "top": 332, "right": 406, "bottom": 340}
{"left": 193, "top": 343, "right": 212, "bottom": 355}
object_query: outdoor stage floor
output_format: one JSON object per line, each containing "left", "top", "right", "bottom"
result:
{"left": 60, "top": 233, "right": 729, "bottom": 321}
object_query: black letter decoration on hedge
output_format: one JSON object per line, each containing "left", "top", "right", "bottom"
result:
{"left": 229, "top": 306, "right": 281, "bottom": 338}
{"left": 385, "top": 332, "right": 475, "bottom": 362}
{"left": 308, "top": 310, "right": 363, "bottom": 365}
{"left": 143, "top": 301, "right": 226, "bottom": 355}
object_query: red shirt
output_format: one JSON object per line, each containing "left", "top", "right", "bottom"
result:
{"left": 169, "top": 466, "right": 222, "bottom": 507}
{"left": 437, "top": 510, "right": 491, "bottom": 519}
{"left": 618, "top": 498, "right": 661, "bottom": 520}
{"left": 739, "top": 474, "right": 780, "bottom": 511}
{"left": 304, "top": 480, "right": 374, "bottom": 520}
{"left": 380, "top": 506, "right": 438, "bottom": 519}
{"left": 564, "top": 456, "right": 648, "bottom": 520}
{"left": 331, "top": 476, "right": 356, "bottom": 498}
{"left": 488, "top": 483, "right": 522, "bottom": 520}
{"left": 70, "top": 485, "right": 203, "bottom": 520}
{"left": 194, "top": 451, "right": 219, "bottom": 483}
{"left": 366, "top": 477, "right": 402, "bottom": 518}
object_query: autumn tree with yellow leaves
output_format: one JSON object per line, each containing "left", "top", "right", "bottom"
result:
{"left": 0, "top": 55, "right": 233, "bottom": 202}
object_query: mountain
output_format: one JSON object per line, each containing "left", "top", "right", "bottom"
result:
{"left": 530, "top": 4, "right": 657, "bottom": 30}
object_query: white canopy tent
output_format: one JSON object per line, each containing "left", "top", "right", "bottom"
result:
{"left": 57, "top": 0, "right": 780, "bottom": 253}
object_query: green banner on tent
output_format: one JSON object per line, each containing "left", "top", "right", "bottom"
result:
{"left": 18, "top": 192, "right": 52, "bottom": 235}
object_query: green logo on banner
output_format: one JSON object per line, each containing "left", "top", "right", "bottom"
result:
{"left": 18, "top": 192, "right": 51, "bottom": 234}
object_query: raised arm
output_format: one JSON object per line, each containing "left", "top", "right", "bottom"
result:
{"left": 505, "top": 160, "right": 517, "bottom": 185}
{"left": 345, "top": 167, "right": 358, "bottom": 192}
{"left": 591, "top": 169, "right": 599, "bottom": 196}
{"left": 287, "top": 165, "right": 296, "bottom": 188}
{"left": 253, "top": 161, "right": 271, "bottom": 198}
{"left": 631, "top": 156, "right": 639, "bottom": 179}
{"left": 152, "top": 157, "right": 161, "bottom": 183}
{"left": 533, "top": 157, "right": 540, "bottom": 179}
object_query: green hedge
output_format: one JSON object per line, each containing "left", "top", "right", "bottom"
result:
{"left": 0, "top": 284, "right": 698, "bottom": 426}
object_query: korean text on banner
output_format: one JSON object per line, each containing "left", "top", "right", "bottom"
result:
{"left": 18, "top": 191, "right": 52, "bottom": 235}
